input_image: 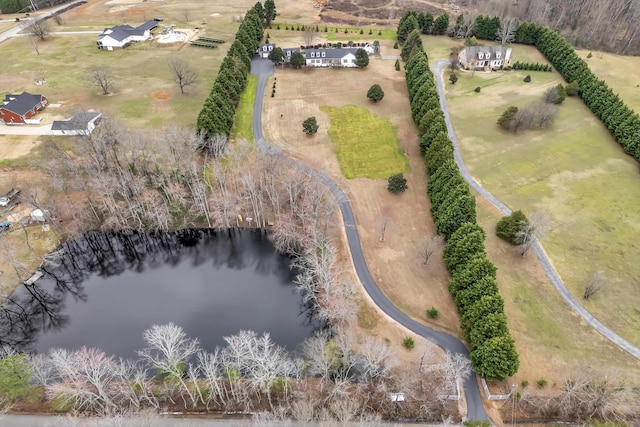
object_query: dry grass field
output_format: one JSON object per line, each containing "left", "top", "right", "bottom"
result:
{"left": 575, "top": 49, "right": 640, "bottom": 113}
{"left": 443, "top": 43, "right": 640, "bottom": 384}
{"left": 262, "top": 38, "right": 463, "bottom": 339}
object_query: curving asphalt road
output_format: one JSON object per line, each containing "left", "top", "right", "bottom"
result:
{"left": 250, "top": 58, "right": 490, "bottom": 422}
{"left": 433, "top": 60, "right": 640, "bottom": 361}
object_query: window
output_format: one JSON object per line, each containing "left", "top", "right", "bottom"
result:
{"left": 496, "top": 52, "right": 501, "bottom": 59}
{"left": 287, "top": 51, "right": 291, "bottom": 56}
{"left": 311, "top": 52, "right": 315, "bottom": 58}
{"left": 269, "top": 45, "right": 273, "bottom": 51}
{"left": 478, "top": 52, "right": 484, "bottom": 59}
{"left": 321, "top": 52, "right": 325, "bottom": 57}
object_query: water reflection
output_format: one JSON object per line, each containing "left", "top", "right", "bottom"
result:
{"left": 0, "top": 229, "right": 319, "bottom": 358}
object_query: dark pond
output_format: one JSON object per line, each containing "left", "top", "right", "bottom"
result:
{"left": 0, "top": 229, "right": 318, "bottom": 359}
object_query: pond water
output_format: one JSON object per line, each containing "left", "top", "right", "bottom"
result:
{"left": 0, "top": 229, "right": 317, "bottom": 359}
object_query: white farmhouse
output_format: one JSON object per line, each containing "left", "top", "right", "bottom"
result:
{"left": 97, "top": 19, "right": 161, "bottom": 50}
{"left": 305, "top": 48, "right": 359, "bottom": 68}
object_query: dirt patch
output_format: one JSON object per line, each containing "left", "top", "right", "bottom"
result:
{"left": 153, "top": 91, "right": 171, "bottom": 100}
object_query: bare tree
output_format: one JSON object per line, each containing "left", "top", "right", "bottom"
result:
{"left": 27, "top": 18, "right": 50, "bottom": 41}
{"left": 303, "top": 25, "right": 315, "bottom": 47}
{"left": 509, "top": 105, "right": 535, "bottom": 132}
{"left": 52, "top": 14, "right": 63, "bottom": 25}
{"left": 422, "top": 234, "right": 444, "bottom": 266}
{"left": 29, "top": 35, "right": 40, "bottom": 55}
{"left": 516, "top": 209, "right": 552, "bottom": 256}
{"left": 89, "top": 66, "right": 114, "bottom": 95}
{"left": 182, "top": 8, "right": 191, "bottom": 22}
{"left": 137, "top": 323, "right": 201, "bottom": 407}
{"left": 169, "top": 59, "right": 198, "bottom": 95}
{"left": 583, "top": 269, "right": 606, "bottom": 300}
{"left": 543, "top": 86, "right": 561, "bottom": 104}
{"left": 497, "top": 17, "right": 518, "bottom": 45}
{"left": 531, "top": 101, "right": 559, "bottom": 128}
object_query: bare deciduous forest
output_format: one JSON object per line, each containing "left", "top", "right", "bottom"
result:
{"left": 460, "top": 0, "right": 640, "bottom": 54}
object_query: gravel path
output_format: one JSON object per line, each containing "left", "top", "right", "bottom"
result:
{"left": 433, "top": 59, "right": 640, "bottom": 361}
{"left": 250, "top": 58, "right": 490, "bottom": 422}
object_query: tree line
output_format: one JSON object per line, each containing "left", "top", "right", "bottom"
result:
{"left": 398, "top": 12, "right": 520, "bottom": 382}
{"left": 0, "top": 322, "right": 470, "bottom": 420}
{"left": 460, "top": 0, "right": 640, "bottom": 55}
{"left": 195, "top": 1, "right": 275, "bottom": 143}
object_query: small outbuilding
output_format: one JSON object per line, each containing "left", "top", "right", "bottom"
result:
{"left": 258, "top": 42, "right": 276, "bottom": 58}
{"left": 51, "top": 111, "right": 102, "bottom": 136}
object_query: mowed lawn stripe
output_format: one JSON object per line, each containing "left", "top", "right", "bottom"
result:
{"left": 321, "top": 105, "right": 407, "bottom": 179}
{"left": 232, "top": 75, "right": 258, "bottom": 143}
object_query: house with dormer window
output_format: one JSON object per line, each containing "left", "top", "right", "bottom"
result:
{"left": 304, "top": 47, "right": 358, "bottom": 68}
{"left": 258, "top": 43, "right": 276, "bottom": 58}
{"left": 458, "top": 45, "right": 512, "bottom": 70}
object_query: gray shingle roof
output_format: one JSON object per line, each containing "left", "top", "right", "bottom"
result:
{"left": 51, "top": 112, "right": 102, "bottom": 131}
{"left": 462, "top": 45, "right": 509, "bottom": 60}
{"left": 1, "top": 92, "right": 44, "bottom": 116}
{"left": 305, "top": 47, "right": 358, "bottom": 60}
{"left": 136, "top": 19, "right": 160, "bottom": 32}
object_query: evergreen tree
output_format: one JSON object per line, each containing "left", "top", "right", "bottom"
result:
{"left": 401, "top": 29, "right": 424, "bottom": 61}
{"left": 264, "top": 0, "right": 277, "bottom": 27}
{"left": 355, "top": 48, "right": 369, "bottom": 68}
{"left": 432, "top": 13, "right": 450, "bottom": 35}
{"left": 366, "top": 84, "right": 385, "bottom": 102}
{"left": 397, "top": 10, "right": 419, "bottom": 44}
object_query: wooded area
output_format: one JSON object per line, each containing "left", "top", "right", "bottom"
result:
{"left": 460, "top": 0, "right": 640, "bottom": 54}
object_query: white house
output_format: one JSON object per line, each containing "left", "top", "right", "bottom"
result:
{"left": 305, "top": 48, "right": 359, "bottom": 68}
{"left": 458, "top": 45, "right": 512, "bottom": 70}
{"left": 97, "top": 19, "right": 161, "bottom": 50}
{"left": 51, "top": 112, "right": 102, "bottom": 136}
{"left": 258, "top": 43, "right": 275, "bottom": 58}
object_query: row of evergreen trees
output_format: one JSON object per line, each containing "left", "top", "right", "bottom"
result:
{"left": 397, "top": 10, "right": 449, "bottom": 44}
{"left": 195, "top": 1, "right": 275, "bottom": 144}
{"left": 510, "top": 61, "right": 552, "bottom": 72}
{"left": 400, "top": 20, "right": 520, "bottom": 381}
{"left": 460, "top": 15, "right": 640, "bottom": 163}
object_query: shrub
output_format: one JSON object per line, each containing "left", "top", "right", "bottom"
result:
{"left": 395, "top": 59, "right": 401, "bottom": 71}
{"left": 521, "top": 380, "right": 529, "bottom": 388}
{"left": 366, "top": 84, "right": 385, "bottom": 102}
{"left": 537, "top": 379, "right": 548, "bottom": 388}
{"left": 324, "top": 26, "right": 328, "bottom": 32}
{"left": 387, "top": 173, "right": 408, "bottom": 194}
{"left": 302, "top": 116, "right": 319, "bottom": 135}
{"left": 497, "top": 106, "right": 519, "bottom": 130}
{"left": 403, "top": 336, "right": 415, "bottom": 349}
{"left": 449, "top": 73, "right": 458, "bottom": 84}
{"left": 360, "top": 28, "right": 364, "bottom": 34}
{"left": 566, "top": 80, "right": 580, "bottom": 96}
{"left": 427, "top": 307, "right": 439, "bottom": 318}
{"left": 587, "top": 52, "right": 593, "bottom": 59}
{"left": 474, "top": 86, "right": 481, "bottom": 92}
{"left": 368, "top": 29, "right": 372, "bottom": 34}
{"left": 378, "top": 30, "right": 382, "bottom": 35}
{"left": 466, "top": 35, "right": 478, "bottom": 46}
{"left": 496, "top": 210, "right": 528, "bottom": 244}
{"left": 524, "top": 75, "right": 531, "bottom": 82}
{"left": 393, "top": 41, "right": 399, "bottom": 49}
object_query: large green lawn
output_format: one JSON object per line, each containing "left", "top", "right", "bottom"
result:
{"left": 321, "top": 105, "right": 407, "bottom": 179}
{"left": 446, "top": 60, "right": 640, "bottom": 347}
{"left": 231, "top": 75, "right": 257, "bottom": 143}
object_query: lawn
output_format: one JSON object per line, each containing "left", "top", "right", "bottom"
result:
{"left": 445, "top": 57, "right": 640, "bottom": 349}
{"left": 231, "top": 75, "right": 258, "bottom": 143}
{"left": 575, "top": 49, "right": 640, "bottom": 113}
{"left": 321, "top": 105, "right": 408, "bottom": 179}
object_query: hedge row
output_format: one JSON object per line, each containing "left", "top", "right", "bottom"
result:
{"left": 195, "top": 3, "right": 265, "bottom": 143}
{"left": 400, "top": 21, "right": 519, "bottom": 381}
{"left": 510, "top": 61, "right": 552, "bottom": 72}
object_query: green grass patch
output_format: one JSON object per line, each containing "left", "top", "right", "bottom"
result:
{"left": 321, "top": 105, "right": 407, "bottom": 179}
{"left": 231, "top": 75, "right": 258, "bottom": 143}
{"left": 446, "top": 67, "right": 640, "bottom": 347}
